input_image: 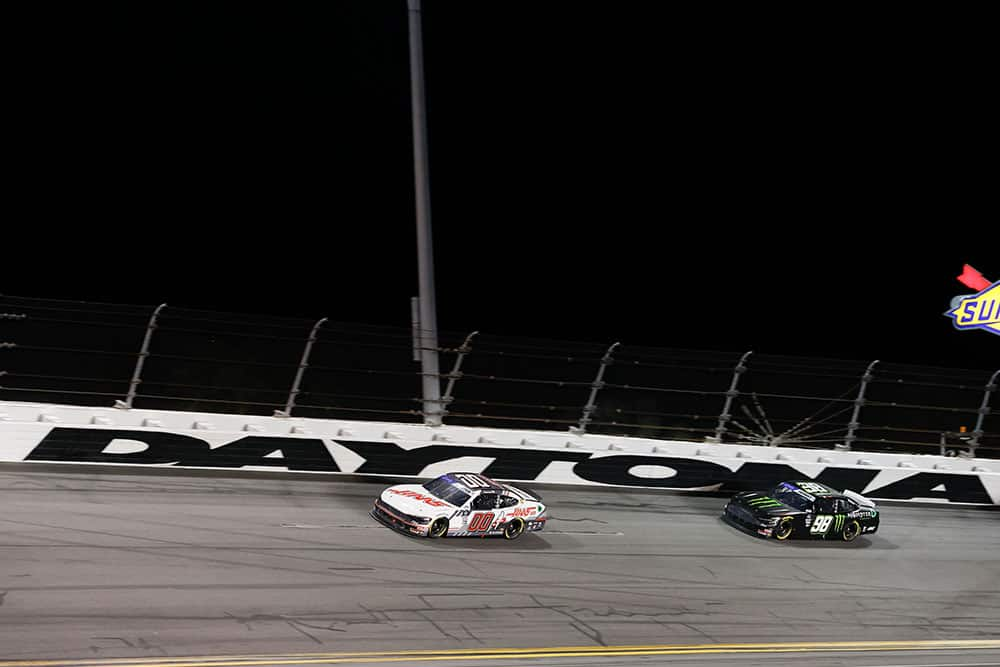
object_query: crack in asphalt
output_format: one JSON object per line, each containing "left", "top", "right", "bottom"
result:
{"left": 224, "top": 611, "right": 347, "bottom": 642}
{"left": 529, "top": 594, "right": 607, "bottom": 647}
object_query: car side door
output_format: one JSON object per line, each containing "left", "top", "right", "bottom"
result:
{"left": 809, "top": 497, "right": 838, "bottom": 537}
{"left": 465, "top": 492, "right": 500, "bottom": 534}
{"left": 449, "top": 494, "right": 480, "bottom": 533}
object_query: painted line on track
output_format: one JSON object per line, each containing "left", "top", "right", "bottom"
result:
{"left": 4, "top": 639, "right": 1000, "bottom": 667}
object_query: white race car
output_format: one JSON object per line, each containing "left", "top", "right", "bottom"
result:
{"left": 371, "top": 472, "right": 547, "bottom": 540}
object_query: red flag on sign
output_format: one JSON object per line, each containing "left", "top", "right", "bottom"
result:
{"left": 957, "top": 264, "right": 991, "bottom": 291}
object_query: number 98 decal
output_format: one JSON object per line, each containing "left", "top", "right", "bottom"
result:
{"left": 810, "top": 514, "right": 845, "bottom": 535}
{"left": 810, "top": 515, "right": 833, "bottom": 534}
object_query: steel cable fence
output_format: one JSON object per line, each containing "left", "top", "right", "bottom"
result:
{"left": 1, "top": 296, "right": 996, "bottom": 458}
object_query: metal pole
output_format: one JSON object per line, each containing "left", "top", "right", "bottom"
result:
{"left": 408, "top": 0, "right": 443, "bottom": 426}
{"left": 278, "top": 317, "right": 327, "bottom": 417}
{"left": 843, "top": 359, "right": 879, "bottom": 451}
{"left": 713, "top": 350, "right": 753, "bottom": 442}
{"left": 570, "top": 342, "right": 620, "bottom": 435}
{"left": 124, "top": 303, "right": 166, "bottom": 409}
{"left": 967, "top": 368, "right": 999, "bottom": 455}
{"left": 410, "top": 297, "right": 421, "bottom": 362}
{"left": 440, "top": 331, "right": 479, "bottom": 418}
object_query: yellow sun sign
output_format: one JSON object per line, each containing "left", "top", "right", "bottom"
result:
{"left": 946, "top": 281, "right": 1000, "bottom": 336}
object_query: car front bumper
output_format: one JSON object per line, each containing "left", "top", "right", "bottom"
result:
{"left": 371, "top": 500, "right": 429, "bottom": 537}
{"left": 723, "top": 502, "right": 774, "bottom": 537}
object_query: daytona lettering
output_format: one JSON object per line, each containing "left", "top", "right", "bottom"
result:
{"left": 23, "top": 428, "right": 999, "bottom": 505}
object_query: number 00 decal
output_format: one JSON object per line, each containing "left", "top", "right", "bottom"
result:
{"left": 455, "top": 474, "right": 490, "bottom": 488}
{"left": 468, "top": 512, "right": 494, "bottom": 532}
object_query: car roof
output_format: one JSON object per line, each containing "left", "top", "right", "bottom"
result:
{"left": 442, "top": 472, "right": 505, "bottom": 491}
{"left": 782, "top": 480, "right": 842, "bottom": 497}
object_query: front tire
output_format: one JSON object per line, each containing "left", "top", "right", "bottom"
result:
{"left": 503, "top": 518, "right": 525, "bottom": 540}
{"left": 427, "top": 518, "right": 448, "bottom": 538}
{"left": 774, "top": 517, "right": 794, "bottom": 540}
{"left": 842, "top": 519, "right": 861, "bottom": 542}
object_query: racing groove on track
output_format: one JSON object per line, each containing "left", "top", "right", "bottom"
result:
{"left": 0, "top": 467, "right": 997, "bottom": 661}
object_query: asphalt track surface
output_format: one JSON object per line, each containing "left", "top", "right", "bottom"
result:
{"left": 0, "top": 465, "right": 997, "bottom": 666}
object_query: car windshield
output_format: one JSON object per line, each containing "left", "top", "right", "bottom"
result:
{"left": 421, "top": 476, "right": 471, "bottom": 506}
{"left": 772, "top": 486, "right": 813, "bottom": 511}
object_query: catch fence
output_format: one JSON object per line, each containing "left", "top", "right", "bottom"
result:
{"left": 1, "top": 295, "right": 996, "bottom": 459}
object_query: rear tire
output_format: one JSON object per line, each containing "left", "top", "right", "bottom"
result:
{"left": 842, "top": 519, "right": 861, "bottom": 542}
{"left": 427, "top": 518, "right": 448, "bottom": 538}
{"left": 774, "top": 517, "right": 794, "bottom": 540}
{"left": 503, "top": 518, "right": 526, "bottom": 540}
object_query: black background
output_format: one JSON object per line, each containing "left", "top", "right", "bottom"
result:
{"left": 5, "top": 3, "right": 996, "bottom": 369}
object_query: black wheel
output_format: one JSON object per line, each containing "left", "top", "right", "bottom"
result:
{"left": 842, "top": 519, "right": 861, "bottom": 542}
{"left": 774, "top": 517, "right": 794, "bottom": 540}
{"left": 503, "top": 518, "right": 526, "bottom": 540}
{"left": 427, "top": 518, "right": 448, "bottom": 538}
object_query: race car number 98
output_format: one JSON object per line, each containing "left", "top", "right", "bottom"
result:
{"left": 810, "top": 515, "right": 833, "bottom": 534}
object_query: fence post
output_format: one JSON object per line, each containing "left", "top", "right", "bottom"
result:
{"left": 967, "top": 368, "right": 999, "bottom": 456}
{"left": 713, "top": 350, "right": 753, "bottom": 442}
{"left": 843, "top": 359, "right": 879, "bottom": 451}
{"left": 570, "top": 341, "right": 620, "bottom": 436}
{"left": 122, "top": 303, "right": 166, "bottom": 409}
{"left": 439, "top": 330, "right": 478, "bottom": 419}
{"left": 276, "top": 317, "right": 328, "bottom": 417}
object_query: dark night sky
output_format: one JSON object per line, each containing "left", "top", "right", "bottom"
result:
{"left": 5, "top": 3, "right": 997, "bottom": 370}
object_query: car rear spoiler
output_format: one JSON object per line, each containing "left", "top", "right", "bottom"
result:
{"left": 843, "top": 489, "right": 877, "bottom": 508}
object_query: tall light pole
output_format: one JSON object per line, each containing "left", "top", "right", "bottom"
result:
{"left": 408, "top": 0, "right": 443, "bottom": 426}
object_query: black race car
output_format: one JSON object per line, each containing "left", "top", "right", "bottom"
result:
{"left": 723, "top": 480, "right": 879, "bottom": 541}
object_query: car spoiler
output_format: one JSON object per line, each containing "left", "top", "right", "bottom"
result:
{"left": 843, "top": 489, "right": 877, "bottom": 508}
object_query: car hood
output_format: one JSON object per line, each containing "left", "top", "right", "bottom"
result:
{"left": 733, "top": 491, "right": 801, "bottom": 517}
{"left": 380, "top": 484, "right": 456, "bottom": 517}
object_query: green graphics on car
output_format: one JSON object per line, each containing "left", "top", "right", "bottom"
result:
{"left": 723, "top": 480, "right": 880, "bottom": 542}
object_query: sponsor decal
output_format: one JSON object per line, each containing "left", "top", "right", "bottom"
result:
{"left": 511, "top": 507, "right": 536, "bottom": 518}
{"left": 23, "top": 428, "right": 998, "bottom": 505}
{"left": 388, "top": 488, "right": 451, "bottom": 507}
{"left": 945, "top": 265, "right": 1000, "bottom": 336}
{"left": 747, "top": 497, "right": 783, "bottom": 508}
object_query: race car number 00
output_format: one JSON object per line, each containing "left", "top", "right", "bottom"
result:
{"left": 810, "top": 515, "right": 833, "bottom": 534}
{"left": 468, "top": 512, "right": 494, "bottom": 532}
{"left": 455, "top": 474, "right": 490, "bottom": 488}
